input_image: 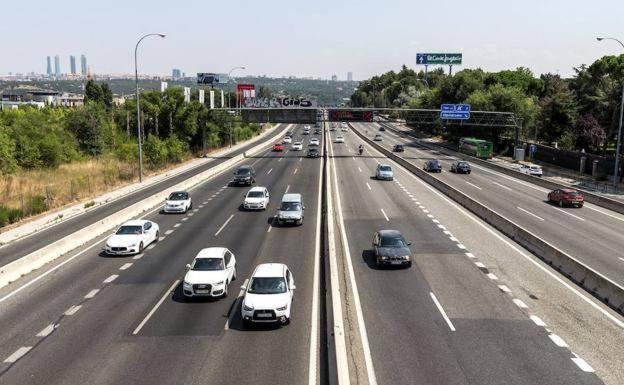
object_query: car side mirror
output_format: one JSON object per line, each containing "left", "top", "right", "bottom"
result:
{"left": 186, "top": 264, "right": 191, "bottom": 269}
{"left": 240, "top": 285, "right": 247, "bottom": 291}
{"left": 291, "top": 285, "right": 297, "bottom": 290}
{"left": 407, "top": 242, "right": 412, "bottom": 246}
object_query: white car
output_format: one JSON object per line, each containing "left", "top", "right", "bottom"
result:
{"left": 105, "top": 220, "right": 159, "bottom": 255}
{"left": 520, "top": 164, "right": 543, "bottom": 177}
{"left": 243, "top": 186, "right": 270, "bottom": 210}
{"left": 283, "top": 136, "right": 292, "bottom": 144}
{"left": 341, "top": 126, "right": 348, "bottom": 132}
{"left": 340, "top": 122, "right": 347, "bottom": 128}
{"left": 376, "top": 164, "right": 394, "bottom": 180}
{"left": 183, "top": 248, "right": 237, "bottom": 299}
{"left": 241, "top": 263, "right": 295, "bottom": 327}
{"left": 309, "top": 137, "right": 320, "bottom": 146}
{"left": 292, "top": 142, "right": 303, "bottom": 150}
{"left": 334, "top": 136, "right": 345, "bottom": 143}
{"left": 163, "top": 191, "right": 192, "bottom": 213}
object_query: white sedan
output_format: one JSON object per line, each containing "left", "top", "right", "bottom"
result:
{"left": 183, "top": 247, "right": 237, "bottom": 299}
{"left": 334, "top": 136, "right": 345, "bottom": 143}
{"left": 163, "top": 191, "right": 192, "bottom": 213}
{"left": 241, "top": 263, "right": 295, "bottom": 327}
{"left": 292, "top": 142, "right": 303, "bottom": 150}
{"left": 105, "top": 220, "right": 159, "bottom": 255}
{"left": 243, "top": 186, "right": 270, "bottom": 210}
{"left": 519, "top": 164, "right": 543, "bottom": 177}
{"left": 309, "top": 137, "right": 320, "bottom": 146}
{"left": 283, "top": 136, "right": 292, "bottom": 144}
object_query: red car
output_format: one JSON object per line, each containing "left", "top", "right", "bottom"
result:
{"left": 547, "top": 188, "right": 584, "bottom": 208}
{"left": 272, "top": 143, "right": 284, "bottom": 151}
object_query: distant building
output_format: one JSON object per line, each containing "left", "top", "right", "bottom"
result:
{"left": 70, "top": 55, "right": 76, "bottom": 75}
{"left": 347, "top": 72, "right": 353, "bottom": 82}
{"left": 46, "top": 56, "right": 52, "bottom": 76}
{"left": 331, "top": 74, "right": 338, "bottom": 81}
{"left": 172, "top": 68, "right": 181, "bottom": 79}
{"left": 1, "top": 89, "right": 83, "bottom": 108}
{"left": 54, "top": 55, "right": 60, "bottom": 76}
{"left": 80, "top": 55, "right": 87, "bottom": 75}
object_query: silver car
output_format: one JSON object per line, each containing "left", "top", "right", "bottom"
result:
{"left": 376, "top": 164, "right": 394, "bottom": 180}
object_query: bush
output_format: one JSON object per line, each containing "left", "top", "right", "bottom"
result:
{"left": 0, "top": 206, "right": 24, "bottom": 227}
{"left": 114, "top": 141, "right": 138, "bottom": 162}
{"left": 143, "top": 135, "right": 168, "bottom": 168}
{"left": 165, "top": 135, "right": 188, "bottom": 163}
{"left": 24, "top": 195, "right": 47, "bottom": 216}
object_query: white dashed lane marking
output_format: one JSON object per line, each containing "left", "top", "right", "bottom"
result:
{"left": 366, "top": 183, "right": 372, "bottom": 191}
{"left": 513, "top": 298, "right": 528, "bottom": 309}
{"left": 36, "top": 324, "right": 57, "bottom": 337}
{"left": 530, "top": 315, "right": 546, "bottom": 327}
{"left": 380, "top": 209, "right": 390, "bottom": 222}
{"left": 571, "top": 357, "right": 595, "bottom": 373}
{"left": 120, "top": 263, "right": 133, "bottom": 270}
{"left": 517, "top": 206, "right": 545, "bottom": 221}
{"left": 165, "top": 229, "right": 174, "bottom": 235}
{"left": 3, "top": 347, "right": 32, "bottom": 363}
{"left": 430, "top": 292, "right": 456, "bottom": 332}
{"left": 103, "top": 274, "right": 119, "bottom": 284}
{"left": 215, "top": 214, "right": 234, "bottom": 237}
{"left": 548, "top": 334, "right": 569, "bottom": 347}
{"left": 84, "top": 289, "right": 100, "bottom": 299}
{"left": 498, "top": 285, "right": 511, "bottom": 293}
{"left": 64, "top": 305, "right": 82, "bottom": 316}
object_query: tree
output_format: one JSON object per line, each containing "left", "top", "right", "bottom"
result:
{"left": 573, "top": 114, "right": 606, "bottom": 151}
{"left": 537, "top": 74, "right": 578, "bottom": 143}
{"left": 84, "top": 80, "right": 102, "bottom": 104}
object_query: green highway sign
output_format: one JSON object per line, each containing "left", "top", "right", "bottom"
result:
{"left": 416, "top": 53, "right": 463, "bottom": 65}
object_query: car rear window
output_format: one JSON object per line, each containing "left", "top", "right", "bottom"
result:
{"left": 169, "top": 192, "right": 188, "bottom": 200}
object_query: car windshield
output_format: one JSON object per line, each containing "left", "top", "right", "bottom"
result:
{"left": 192, "top": 258, "right": 224, "bottom": 271}
{"left": 430, "top": 161, "right": 440, "bottom": 166}
{"left": 168, "top": 192, "right": 187, "bottom": 200}
{"left": 280, "top": 202, "right": 301, "bottom": 211}
{"left": 295, "top": 142, "right": 301, "bottom": 145}
{"left": 248, "top": 277, "right": 287, "bottom": 294}
{"left": 530, "top": 166, "right": 541, "bottom": 170}
{"left": 247, "top": 191, "right": 264, "bottom": 198}
{"left": 458, "top": 162, "right": 468, "bottom": 167}
{"left": 116, "top": 225, "right": 142, "bottom": 235}
{"left": 380, "top": 236, "right": 407, "bottom": 248}
{"left": 236, "top": 168, "right": 251, "bottom": 175}
{"left": 379, "top": 166, "right": 392, "bottom": 172}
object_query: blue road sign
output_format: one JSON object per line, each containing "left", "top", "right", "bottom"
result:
{"left": 529, "top": 144, "right": 537, "bottom": 153}
{"left": 417, "top": 53, "right": 427, "bottom": 65}
{"left": 440, "top": 104, "right": 471, "bottom": 120}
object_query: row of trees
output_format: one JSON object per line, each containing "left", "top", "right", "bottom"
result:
{"left": 351, "top": 55, "right": 624, "bottom": 155}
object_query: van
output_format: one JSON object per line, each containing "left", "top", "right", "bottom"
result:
{"left": 277, "top": 193, "right": 304, "bottom": 226}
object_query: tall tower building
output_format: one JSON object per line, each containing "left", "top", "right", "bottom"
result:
{"left": 347, "top": 72, "right": 353, "bottom": 82}
{"left": 70, "top": 55, "right": 77, "bottom": 75}
{"left": 54, "top": 55, "right": 60, "bottom": 76}
{"left": 80, "top": 55, "right": 87, "bottom": 75}
{"left": 46, "top": 56, "right": 52, "bottom": 76}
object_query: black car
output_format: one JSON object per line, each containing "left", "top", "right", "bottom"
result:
{"left": 233, "top": 165, "right": 256, "bottom": 186}
{"left": 451, "top": 160, "right": 471, "bottom": 174}
{"left": 314, "top": 129, "right": 321, "bottom": 134}
{"left": 424, "top": 159, "right": 442, "bottom": 173}
{"left": 372, "top": 230, "right": 412, "bottom": 267}
{"left": 393, "top": 144, "right": 404, "bottom": 152}
{"left": 307, "top": 148, "right": 320, "bottom": 158}
{"left": 379, "top": 126, "right": 386, "bottom": 131}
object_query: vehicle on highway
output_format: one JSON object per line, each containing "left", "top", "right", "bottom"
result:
{"left": 459, "top": 137, "right": 493, "bottom": 159}
{"left": 379, "top": 126, "right": 386, "bottom": 131}
{"left": 277, "top": 193, "right": 304, "bottom": 226}
{"left": 243, "top": 186, "right": 270, "bottom": 210}
{"left": 233, "top": 165, "right": 256, "bottom": 186}
{"left": 519, "top": 163, "right": 543, "bottom": 177}
{"left": 309, "top": 137, "right": 320, "bottom": 146}
{"left": 375, "top": 164, "right": 394, "bottom": 180}
{"left": 314, "top": 128, "right": 321, "bottom": 134}
{"left": 423, "top": 159, "right": 442, "bottom": 173}
{"left": 341, "top": 125, "right": 348, "bottom": 132}
{"left": 548, "top": 188, "right": 585, "bottom": 208}
{"left": 330, "top": 124, "right": 336, "bottom": 131}
{"left": 372, "top": 229, "right": 412, "bottom": 268}
{"left": 307, "top": 148, "right": 320, "bottom": 158}
{"left": 393, "top": 144, "right": 404, "bottom": 152}
{"left": 241, "top": 263, "right": 295, "bottom": 327}
{"left": 292, "top": 142, "right": 303, "bottom": 150}
{"left": 340, "top": 122, "right": 347, "bottom": 129}
{"left": 283, "top": 136, "right": 292, "bottom": 144}
{"left": 163, "top": 191, "right": 192, "bottom": 213}
{"left": 334, "top": 136, "right": 345, "bottom": 143}
{"left": 272, "top": 143, "right": 285, "bottom": 152}
{"left": 303, "top": 126, "right": 310, "bottom": 135}
{"left": 183, "top": 247, "right": 237, "bottom": 299}
{"left": 450, "top": 160, "right": 471, "bottom": 174}
{"left": 105, "top": 220, "right": 159, "bottom": 255}
{"left": 374, "top": 134, "right": 383, "bottom": 141}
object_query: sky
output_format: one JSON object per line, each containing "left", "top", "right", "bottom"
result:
{"left": 2, "top": 0, "right": 624, "bottom": 80}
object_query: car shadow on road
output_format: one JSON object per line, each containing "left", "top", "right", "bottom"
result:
{"left": 97, "top": 250, "right": 134, "bottom": 259}
{"left": 362, "top": 249, "right": 380, "bottom": 270}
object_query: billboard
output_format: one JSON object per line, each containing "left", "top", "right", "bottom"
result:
{"left": 416, "top": 53, "right": 462, "bottom": 65}
{"left": 197, "top": 73, "right": 219, "bottom": 85}
{"left": 242, "top": 96, "right": 317, "bottom": 108}
{"left": 328, "top": 110, "right": 373, "bottom": 122}
{"left": 237, "top": 83, "right": 256, "bottom": 99}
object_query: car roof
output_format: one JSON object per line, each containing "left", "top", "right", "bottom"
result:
{"left": 282, "top": 193, "right": 302, "bottom": 201}
{"left": 378, "top": 229, "right": 404, "bottom": 238}
{"left": 121, "top": 219, "right": 149, "bottom": 226}
{"left": 195, "top": 247, "right": 227, "bottom": 259}
{"left": 252, "top": 263, "right": 287, "bottom": 278}
{"left": 561, "top": 188, "right": 579, "bottom": 193}
{"left": 238, "top": 165, "right": 253, "bottom": 170}
{"left": 248, "top": 186, "right": 266, "bottom": 192}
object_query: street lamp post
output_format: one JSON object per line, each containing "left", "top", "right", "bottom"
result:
{"left": 227, "top": 66, "right": 245, "bottom": 110}
{"left": 135, "top": 33, "right": 166, "bottom": 183}
{"left": 597, "top": 37, "right": 624, "bottom": 188}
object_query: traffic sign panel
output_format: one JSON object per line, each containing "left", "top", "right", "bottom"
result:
{"left": 416, "top": 53, "right": 463, "bottom": 65}
{"left": 440, "top": 111, "right": 470, "bottom": 120}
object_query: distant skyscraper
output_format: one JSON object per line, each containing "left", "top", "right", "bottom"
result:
{"left": 347, "top": 72, "right": 353, "bottom": 82}
{"left": 54, "top": 55, "right": 60, "bottom": 76}
{"left": 172, "top": 68, "right": 181, "bottom": 78}
{"left": 331, "top": 74, "right": 338, "bottom": 81}
{"left": 70, "top": 56, "right": 77, "bottom": 74}
{"left": 46, "top": 56, "right": 52, "bottom": 76}
{"left": 80, "top": 55, "right": 87, "bottom": 75}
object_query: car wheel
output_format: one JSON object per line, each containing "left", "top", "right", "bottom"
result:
{"left": 406, "top": 261, "right": 412, "bottom": 268}
{"left": 559, "top": 200, "right": 564, "bottom": 207}
{"left": 155, "top": 231, "right": 160, "bottom": 242}
{"left": 138, "top": 242, "right": 144, "bottom": 253}
{"left": 578, "top": 203, "right": 584, "bottom": 208}
{"left": 222, "top": 282, "right": 229, "bottom": 298}
{"left": 467, "top": 171, "right": 471, "bottom": 174}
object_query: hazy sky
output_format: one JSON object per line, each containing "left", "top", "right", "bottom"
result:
{"left": 2, "top": 0, "right": 624, "bottom": 80}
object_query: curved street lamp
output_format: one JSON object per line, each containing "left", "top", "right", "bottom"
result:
{"left": 227, "top": 66, "right": 246, "bottom": 110}
{"left": 597, "top": 37, "right": 624, "bottom": 188}
{"left": 135, "top": 33, "right": 166, "bottom": 183}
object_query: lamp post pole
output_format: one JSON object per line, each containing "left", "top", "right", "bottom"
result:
{"left": 227, "top": 66, "right": 245, "bottom": 110}
{"left": 135, "top": 33, "right": 166, "bottom": 183}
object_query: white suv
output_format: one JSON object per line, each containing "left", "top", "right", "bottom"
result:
{"left": 241, "top": 263, "right": 295, "bottom": 327}
{"left": 243, "top": 186, "right": 269, "bottom": 210}
{"left": 183, "top": 248, "right": 237, "bottom": 299}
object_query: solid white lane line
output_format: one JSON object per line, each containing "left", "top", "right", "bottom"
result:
{"left": 285, "top": 185, "right": 290, "bottom": 193}
{"left": 430, "top": 292, "right": 456, "bottom": 331}
{"left": 133, "top": 253, "right": 144, "bottom": 260}
{"left": 530, "top": 315, "right": 546, "bottom": 327}
{"left": 4, "top": 347, "right": 32, "bottom": 363}
{"left": 37, "top": 324, "right": 57, "bottom": 337}
{"left": 493, "top": 181, "right": 513, "bottom": 191}
{"left": 174, "top": 223, "right": 181, "bottom": 228}
{"left": 571, "top": 357, "right": 595, "bottom": 373}
{"left": 548, "top": 333, "right": 569, "bottom": 347}
{"left": 215, "top": 214, "right": 234, "bottom": 236}
{"left": 513, "top": 298, "right": 528, "bottom": 309}
{"left": 449, "top": 237, "right": 459, "bottom": 242}
{"left": 165, "top": 229, "right": 174, "bottom": 235}
{"left": 381, "top": 208, "right": 390, "bottom": 222}
{"left": 584, "top": 205, "right": 624, "bottom": 223}
{"left": 551, "top": 206, "right": 586, "bottom": 221}
{"left": 498, "top": 285, "right": 511, "bottom": 293}
{"left": 103, "top": 274, "right": 119, "bottom": 283}
{"left": 294, "top": 168, "right": 298, "bottom": 175}
{"left": 84, "top": 289, "right": 100, "bottom": 299}
{"left": 133, "top": 279, "right": 180, "bottom": 335}
{"left": 64, "top": 305, "right": 82, "bottom": 315}
{"left": 366, "top": 182, "right": 372, "bottom": 191}
{"left": 465, "top": 181, "right": 482, "bottom": 190}
{"left": 120, "top": 263, "right": 133, "bottom": 271}
{"left": 517, "top": 206, "right": 545, "bottom": 221}
{"left": 437, "top": 224, "right": 446, "bottom": 230}
{"left": 225, "top": 278, "right": 248, "bottom": 331}
{"left": 267, "top": 168, "right": 273, "bottom": 174}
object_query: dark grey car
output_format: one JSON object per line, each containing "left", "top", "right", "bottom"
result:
{"left": 424, "top": 159, "right": 442, "bottom": 173}
{"left": 451, "top": 160, "right": 471, "bottom": 174}
{"left": 372, "top": 230, "right": 412, "bottom": 268}
{"left": 233, "top": 165, "right": 256, "bottom": 186}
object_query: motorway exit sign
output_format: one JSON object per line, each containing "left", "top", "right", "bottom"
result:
{"left": 440, "top": 104, "right": 470, "bottom": 120}
{"left": 416, "top": 53, "right": 463, "bottom": 65}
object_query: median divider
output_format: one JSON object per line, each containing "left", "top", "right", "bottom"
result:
{"left": 0, "top": 123, "right": 292, "bottom": 289}
{"left": 351, "top": 123, "right": 624, "bottom": 315}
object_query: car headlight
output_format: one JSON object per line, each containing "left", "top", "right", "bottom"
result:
{"left": 213, "top": 281, "right": 224, "bottom": 286}
{"left": 129, "top": 243, "right": 137, "bottom": 247}
{"left": 276, "top": 304, "right": 288, "bottom": 311}
{"left": 380, "top": 256, "right": 388, "bottom": 260}
{"left": 243, "top": 304, "right": 254, "bottom": 311}
{"left": 183, "top": 281, "right": 191, "bottom": 289}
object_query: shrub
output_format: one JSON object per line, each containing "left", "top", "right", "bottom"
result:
{"left": 24, "top": 195, "right": 47, "bottom": 216}
{"left": 0, "top": 206, "right": 24, "bottom": 227}
{"left": 165, "top": 135, "right": 188, "bottom": 163}
{"left": 143, "top": 135, "right": 168, "bottom": 168}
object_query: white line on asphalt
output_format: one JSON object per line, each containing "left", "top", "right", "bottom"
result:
{"left": 165, "top": 229, "right": 174, "bottom": 235}
{"left": 225, "top": 278, "right": 248, "bottom": 331}
{"left": 415, "top": 201, "right": 421, "bottom": 205}
{"left": 548, "top": 333, "right": 569, "bottom": 347}
{"left": 36, "top": 323, "right": 57, "bottom": 337}
{"left": 513, "top": 298, "right": 528, "bottom": 309}
{"left": 485, "top": 272, "right": 498, "bottom": 280}
{"left": 3, "top": 347, "right": 32, "bottom": 363}
{"left": 457, "top": 244, "right": 466, "bottom": 249}
{"left": 584, "top": 205, "right": 624, "bottom": 223}
{"left": 103, "top": 274, "right": 118, "bottom": 284}
{"left": 571, "top": 357, "right": 595, "bottom": 373}
{"left": 366, "top": 182, "right": 372, "bottom": 190}
{"left": 174, "top": 223, "right": 181, "bottom": 228}
{"left": 267, "top": 168, "right": 273, "bottom": 174}
{"left": 207, "top": 198, "right": 213, "bottom": 201}
{"left": 133, "top": 279, "right": 180, "bottom": 335}
{"left": 493, "top": 181, "right": 513, "bottom": 191}
{"left": 619, "top": 257, "right": 624, "bottom": 263}
{"left": 449, "top": 236, "right": 458, "bottom": 242}
{"left": 381, "top": 208, "right": 390, "bottom": 222}
{"left": 267, "top": 216, "right": 276, "bottom": 233}
{"left": 465, "top": 252, "right": 476, "bottom": 259}
{"left": 181, "top": 217, "right": 189, "bottom": 222}
{"left": 498, "top": 285, "right": 511, "bottom": 293}
{"left": 475, "top": 262, "right": 486, "bottom": 268}
{"left": 300, "top": 157, "right": 303, "bottom": 162}
{"left": 215, "top": 214, "right": 234, "bottom": 236}
{"left": 84, "top": 289, "right": 100, "bottom": 299}
{"left": 147, "top": 243, "right": 156, "bottom": 250}
{"left": 358, "top": 166, "right": 362, "bottom": 173}
{"left": 438, "top": 224, "right": 446, "bottom": 229}
{"left": 285, "top": 185, "right": 290, "bottom": 193}
{"left": 465, "top": 181, "right": 482, "bottom": 190}
{"left": 517, "top": 206, "right": 545, "bottom": 221}
{"left": 278, "top": 157, "right": 283, "bottom": 162}
{"left": 432, "top": 219, "right": 439, "bottom": 223}
{"left": 294, "top": 168, "right": 298, "bottom": 175}
{"left": 120, "top": 263, "right": 133, "bottom": 270}
{"left": 530, "top": 315, "right": 546, "bottom": 327}
{"left": 202, "top": 201, "right": 208, "bottom": 205}
{"left": 419, "top": 205, "right": 425, "bottom": 209}
{"left": 199, "top": 205, "right": 204, "bottom": 209}
{"left": 443, "top": 230, "right": 452, "bottom": 236}
{"left": 188, "top": 213, "right": 194, "bottom": 217}
{"left": 64, "top": 305, "right": 82, "bottom": 315}
{"left": 427, "top": 214, "right": 434, "bottom": 218}
{"left": 430, "top": 292, "right": 456, "bottom": 331}
{"left": 133, "top": 253, "right": 144, "bottom": 260}
{"left": 551, "top": 206, "right": 586, "bottom": 221}
{"left": 352, "top": 156, "right": 355, "bottom": 161}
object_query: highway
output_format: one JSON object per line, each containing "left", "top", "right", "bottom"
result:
{"left": 0, "top": 124, "right": 323, "bottom": 384}
{"left": 352, "top": 122, "right": 624, "bottom": 287}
